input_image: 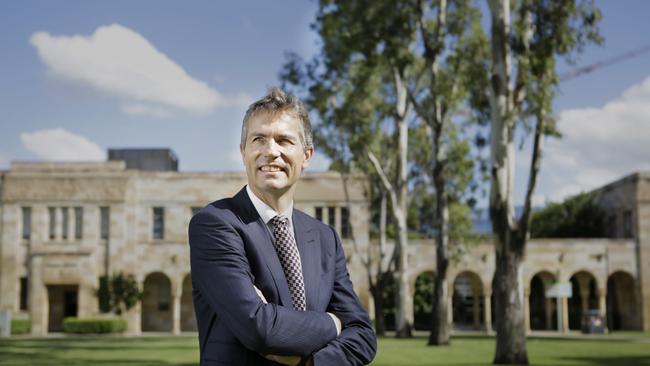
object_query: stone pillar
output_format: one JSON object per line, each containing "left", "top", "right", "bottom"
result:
{"left": 524, "top": 289, "right": 531, "bottom": 334}
{"left": 598, "top": 288, "right": 608, "bottom": 333}
{"left": 561, "top": 296, "right": 569, "bottom": 333}
{"left": 484, "top": 293, "right": 492, "bottom": 333}
{"left": 172, "top": 293, "right": 181, "bottom": 335}
{"left": 447, "top": 295, "right": 453, "bottom": 327}
{"left": 29, "top": 257, "right": 48, "bottom": 336}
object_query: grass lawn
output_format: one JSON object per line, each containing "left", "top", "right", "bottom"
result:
{"left": 0, "top": 334, "right": 649, "bottom": 365}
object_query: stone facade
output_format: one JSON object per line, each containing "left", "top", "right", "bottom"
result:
{"left": 0, "top": 161, "right": 647, "bottom": 334}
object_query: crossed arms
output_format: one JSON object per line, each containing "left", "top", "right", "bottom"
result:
{"left": 189, "top": 209, "right": 376, "bottom": 365}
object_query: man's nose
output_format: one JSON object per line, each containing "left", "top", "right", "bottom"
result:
{"left": 261, "top": 139, "right": 281, "bottom": 157}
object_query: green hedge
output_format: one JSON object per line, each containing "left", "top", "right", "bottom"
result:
{"left": 63, "top": 317, "right": 127, "bottom": 334}
{"left": 11, "top": 319, "right": 31, "bottom": 335}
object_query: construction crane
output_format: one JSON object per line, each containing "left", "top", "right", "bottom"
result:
{"left": 559, "top": 43, "right": 650, "bottom": 82}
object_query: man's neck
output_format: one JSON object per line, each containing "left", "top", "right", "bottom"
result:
{"left": 249, "top": 185, "right": 294, "bottom": 214}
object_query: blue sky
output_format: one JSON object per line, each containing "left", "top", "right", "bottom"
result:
{"left": 1, "top": 1, "right": 649, "bottom": 206}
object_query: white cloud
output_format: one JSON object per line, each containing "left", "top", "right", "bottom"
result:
{"left": 121, "top": 103, "right": 174, "bottom": 119}
{"left": 539, "top": 75, "right": 650, "bottom": 202}
{"left": 20, "top": 128, "right": 105, "bottom": 161}
{"left": 30, "top": 24, "right": 246, "bottom": 116}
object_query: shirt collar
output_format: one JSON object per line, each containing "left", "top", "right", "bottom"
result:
{"left": 246, "top": 185, "right": 293, "bottom": 225}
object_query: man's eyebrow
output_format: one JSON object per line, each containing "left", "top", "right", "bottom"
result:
{"left": 276, "top": 133, "right": 297, "bottom": 140}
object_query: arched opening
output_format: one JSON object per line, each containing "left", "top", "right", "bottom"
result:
{"left": 413, "top": 271, "right": 435, "bottom": 330}
{"left": 607, "top": 271, "right": 639, "bottom": 331}
{"left": 529, "top": 271, "right": 558, "bottom": 330}
{"left": 142, "top": 272, "right": 172, "bottom": 332}
{"left": 381, "top": 273, "right": 396, "bottom": 331}
{"left": 452, "top": 271, "right": 484, "bottom": 330}
{"left": 181, "top": 274, "right": 197, "bottom": 332}
{"left": 568, "top": 271, "right": 598, "bottom": 330}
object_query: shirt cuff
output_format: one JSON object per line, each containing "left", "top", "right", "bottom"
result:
{"left": 327, "top": 312, "right": 341, "bottom": 336}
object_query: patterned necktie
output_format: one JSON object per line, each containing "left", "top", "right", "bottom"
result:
{"left": 270, "top": 215, "right": 306, "bottom": 311}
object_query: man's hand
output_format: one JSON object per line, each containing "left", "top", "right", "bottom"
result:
{"left": 264, "top": 354, "right": 303, "bottom": 366}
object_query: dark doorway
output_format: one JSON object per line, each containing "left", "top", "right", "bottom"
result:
{"left": 47, "top": 285, "right": 78, "bottom": 332}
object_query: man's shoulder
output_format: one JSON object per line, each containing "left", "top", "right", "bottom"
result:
{"left": 190, "top": 193, "right": 247, "bottom": 227}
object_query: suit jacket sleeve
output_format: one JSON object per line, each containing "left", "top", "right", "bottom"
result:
{"left": 189, "top": 209, "right": 338, "bottom": 356}
{"left": 311, "top": 227, "right": 377, "bottom": 365}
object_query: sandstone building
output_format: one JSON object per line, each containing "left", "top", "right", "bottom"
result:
{"left": 0, "top": 150, "right": 647, "bottom": 335}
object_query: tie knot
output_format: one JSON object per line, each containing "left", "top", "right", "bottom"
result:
{"left": 271, "top": 215, "right": 289, "bottom": 227}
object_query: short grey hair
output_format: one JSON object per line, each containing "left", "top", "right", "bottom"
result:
{"left": 240, "top": 87, "right": 313, "bottom": 150}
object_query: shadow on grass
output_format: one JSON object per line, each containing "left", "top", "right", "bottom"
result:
{"left": 557, "top": 356, "right": 650, "bottom": 366}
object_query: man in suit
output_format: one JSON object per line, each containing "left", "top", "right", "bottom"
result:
{"left": 189, "top": 87, "right": 377, "bottom": 365}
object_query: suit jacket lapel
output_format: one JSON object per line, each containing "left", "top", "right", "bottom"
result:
{"left": 293, "top": 211, "right": 322, "bottom": 311}
{"left": 233, "top": 188, "right": 293, "bottom": 308}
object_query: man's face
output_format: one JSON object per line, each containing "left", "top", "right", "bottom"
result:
{"left": 241, "top": 111, "right": 313, "bottom": 199}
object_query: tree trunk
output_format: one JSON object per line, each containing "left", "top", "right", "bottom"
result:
{"left": 371, "top": 280, "right": 386, "bottom": 336}
{"left": 488, "top": 0, "right": 529, "bottom": 363}
{"left": 394, "top": 70, "right": 413, "bottom": 338}
{"left": 429, "top": 188, "right": 449, "bottom": 344}
{"left": 492, "top": 238, "right": 528, "bottom": 364}
{"left": 429, "top": 119, "right": 450, "bottom": 345}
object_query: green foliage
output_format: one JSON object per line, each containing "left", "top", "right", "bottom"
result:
{"left": 96, "top": 273, "right": 143, "bottom": 315}
{"left": 10, "top": 319, "right": 31, "bottom": 335}
{"left": 530, "top": 192, "right": 605, "bottom": 238}
{"left": 63, "top": 317, "right": 127, "bottom": 334}
{"left": 414, "top": 272, "right": 435, "bottom": 330}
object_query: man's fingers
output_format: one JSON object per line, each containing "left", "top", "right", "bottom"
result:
{"left": 264, "top": 354, "right": 302, "bottom": 366}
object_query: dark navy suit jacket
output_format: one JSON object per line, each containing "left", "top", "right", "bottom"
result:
{"left": 188, "top": 187, "right": 376, "bottom": 365}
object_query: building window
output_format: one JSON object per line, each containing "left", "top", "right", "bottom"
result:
{"left": 623, "top": 210, "right": 633, "bottom": 238}
{"left": 48, "top": 207, "right": 56, "bottom": 240}
{"left": 100, "top": 207, "right": 110, "bottom": 240}
{"left": 315, "top": 207, "right": 323, "bottom": 222}
{"left": 74, "top": 207, "right": 83, "bottom": 239}
{"left": 341, "top": 206, "right": 351, "bottom": 239}
{"left": 607, "top": 215, "right": 617, "bottom": 238}
{"left": 62, "top": 207, "right": 69, "bottom": 240}
{"left": 21, "top": 207, "right": 31, "bottom": 240}
{"left": 20, "top": 277, "right": 28, "bottom": 311}
{"left": 153, "top": 207, "right": 165, "bottom": 240}
{"left": 328, "top": 206, "right": 336, "bottom": 228}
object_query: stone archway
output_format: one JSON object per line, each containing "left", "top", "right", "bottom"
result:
{"left": 607, "top": 271, "right": 639, "bottom": 331}
{"left": 142, "top": 272, "right": 172, "bottom": 332}
{"left": 181, "top": 274, "right": 197, "bottom": 332}
{"left": 529, "top": 271, "right": 558, "bottom": 330}
{"left": 413, "top": 271, "right": 435, "bottom": 330}
{"left": 568, "top": 271, "right": 598, "bottom": 330}
{"left": 452, "top": 271, "right": 484, "bottom": 330}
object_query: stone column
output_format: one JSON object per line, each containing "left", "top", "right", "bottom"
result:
{"left": 598, "top": 288, "right": 608, "bottom": 333}
{"left": 447, "top": 295, "right": 453, "bottom": 327}
{"left": 172, "top": 293, "right": 181, "bottom": 335}
{"left": 29, "top": 257, "right": 48, "bottom": 336}
{"left": 484, "top": 292, "right": 492, "bottom": 333}
{"left": 524, "top": 289, "right": 531, "bottom": 334}
{"left": 561, "top": 296, "right": 569, "bottom": 333}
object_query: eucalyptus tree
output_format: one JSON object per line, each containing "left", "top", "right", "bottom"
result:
{"left": 485, "top": 0, "right": 601, "bottom": 363}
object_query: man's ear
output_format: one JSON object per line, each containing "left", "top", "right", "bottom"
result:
{"left": 240, "top": 144, "right": 244, "bottom": 157}
{"left": 302, "top": 146, "right": 314, "bottom": 170}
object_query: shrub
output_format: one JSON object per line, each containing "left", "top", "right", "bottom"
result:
{"left": 63, "top": 317, "right": 127, "bottom": 334}
{"left": 11, "top": 319, "right": 31, "bottom": 335}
